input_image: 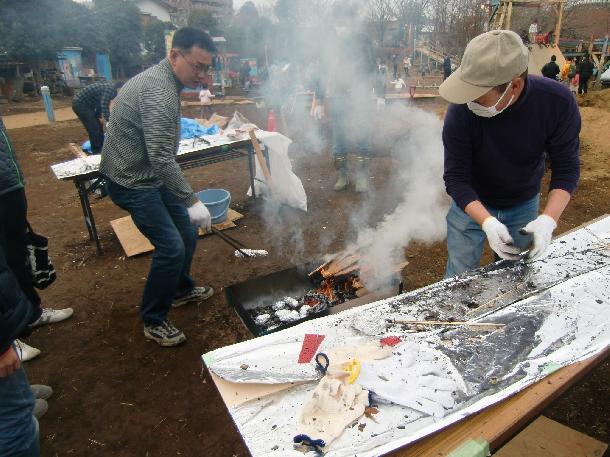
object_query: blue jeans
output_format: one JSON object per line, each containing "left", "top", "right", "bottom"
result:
{"left": 0, "top": 362, "right": 39, "bottom": 457}
{"left": 445, "top": 195, "right": 540, "bottom": 278}
{"left": 107, "top": 181, "right": 198, "bottom": 325}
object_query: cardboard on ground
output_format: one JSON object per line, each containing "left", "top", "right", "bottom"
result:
{"left": 110, "top": 208, "right": 244, "bottom": 257}
{"left": 494, "top": 415, "right": 607, "bottom": 457}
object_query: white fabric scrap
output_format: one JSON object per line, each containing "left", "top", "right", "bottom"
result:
{"left": 246, "top": 131, "right": 308, "bottom": 212}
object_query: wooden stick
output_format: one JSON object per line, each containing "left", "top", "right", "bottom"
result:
{"left": 308, "top": 259, "right": 332, "bottom": 277}
{"left": 248, "top": 129, "right": 272, "bottom": 184}
{"left": 393, "top": 320, "right": 505, "bottom": 328}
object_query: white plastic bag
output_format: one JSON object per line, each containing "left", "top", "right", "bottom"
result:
{"left": 247, "top": 131, "right": 308, "bottom": 212}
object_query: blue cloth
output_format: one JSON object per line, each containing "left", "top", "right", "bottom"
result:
{"left": 106, "top": 181, "right": 197, "bottom": 325}
{"left": 0, "top": 363, "right": 38, "bottom": 457}
{"left": 81, "top": 135, "right": 105, "bottom": 155}
{"left": 445, "top": 195, "right": 539, "bottom": 278}
{"left": 443, "top": 75, "right": 580, "bottom": 211}
{"left": 180, "top": 118, "right": 220, "bottom": 140}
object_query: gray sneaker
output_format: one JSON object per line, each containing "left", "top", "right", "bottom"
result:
{"left": 172, "top": 286, "right": 214, "bottom": 308}
{"left": 143, "top": 321, "right": 187, "bottom": 347}
{"left": 33, "top": 399, "right": 48, "bottom": 419}
{"left": 31, "top": 385, "right": 53, "bottom": 400}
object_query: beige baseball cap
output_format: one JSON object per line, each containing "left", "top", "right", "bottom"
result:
{"left": 439, "top": 30, "right": 529, "bottom": 104}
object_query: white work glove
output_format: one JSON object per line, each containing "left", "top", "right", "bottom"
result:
{"left": 482, "top": 216, "right": 521, "bottom": 260}
{"left": 376, "top": 97, "right": 386, "bottom": 110}
{"left": 520, "top": 214, "right": 557, "bottom": 260}
{"left": 358, "top": 342, "right": 463, "bottom": 418}
{"left": 297, "top": 374, "right": 369, "bottom": 447}
{"left": 187, "top": 201, "right": 211, "bottom": 233}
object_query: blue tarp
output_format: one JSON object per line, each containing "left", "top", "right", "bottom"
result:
{"left": 180, "top": 117, "right": 220, "bottom": 139}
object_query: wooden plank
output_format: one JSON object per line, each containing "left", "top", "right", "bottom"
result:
{"left": 110, "top": 208, "right": 244, "bottom": 257}
{"left": 68, "top": 142, "right": 88, "bottom": 159}
{"left": 388, "top": 348, "right": 609, "bottom": 456}
{"left": 249, "top": 129, "right": 272, "bottom": 183}
{"left": 494, "top": 416, "right": 607, "bottom": 457}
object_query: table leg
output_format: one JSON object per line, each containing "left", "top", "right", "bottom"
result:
{"left": 247, "top": 144, "right": 256, "bottom": 199}
{"left": 75, "top": 180, "right": 102, "bottom": 255}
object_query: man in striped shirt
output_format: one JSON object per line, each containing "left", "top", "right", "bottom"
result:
{"left": 72, "top": 81, "right": 118, "bottom": 154}
{"left": 100, "top": 27, "right": 216, "bottom": 347}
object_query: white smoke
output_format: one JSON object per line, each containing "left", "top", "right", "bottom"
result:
{"left": 253, "top": 1, "right": 448, "bottom": 276}
{"left": 348, "top": 103, "right": 448, "bottom": 291}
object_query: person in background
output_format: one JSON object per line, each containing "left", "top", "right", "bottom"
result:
{"left": 198, "top": 82, "right": 214, "bottom": 119}
{"left": 316, "top": 23, "right": 378, "bottom": 193}
{"left": 0, "top": 115, "right": 73, "bottom": 362}
{"left": 529, "top": 19, "right": 539, "bottom": 45}
{"left": 240, "top": 60, "right": 250, "bottom": 88}
{"left": 443, "top": 55, "right": 452, "bottom": 80}
{"left": 403, "top": 55, "right": 411, "bottom": 77}
{"left": 392, "top": 54, "right": 399, "bottom": 80}
{"left": 570, "top": 71, "right": 580, "bottom": 97}
{"left": 541, "top": 55, "right": 560, "bottom": 80}
{"left": 72, "top": 81, "right": 120, "bottom": 154}
{"left": 100, "top": 27, "right": 217, "bottom": 347}
{"left": 439, "top": 30, "right": 580, "bottom": 277}
{"left": 577, "top": 55, "right": 594, "bottom": 95}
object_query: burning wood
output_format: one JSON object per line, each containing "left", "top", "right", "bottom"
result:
{"left": 310, "top": 251, "right": 409, "bottom": 283}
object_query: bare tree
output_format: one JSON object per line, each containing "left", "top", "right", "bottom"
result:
{"left": 368, "top": 0, "right": 396, "bottom": 46}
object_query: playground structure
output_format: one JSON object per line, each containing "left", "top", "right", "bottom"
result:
{"left": 489, "top": 0, "right": 568, "bottom": 76}
{"left": 490, "top": 1, "right": 565, "bottom": 47}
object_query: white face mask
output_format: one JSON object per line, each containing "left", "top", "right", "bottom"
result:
{"left": 467, "top": 83, "right": 514, "bottom": 118}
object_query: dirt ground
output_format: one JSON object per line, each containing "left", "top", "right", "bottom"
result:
{"left": 1, "top": 88, "right": 609, "bottom": 456}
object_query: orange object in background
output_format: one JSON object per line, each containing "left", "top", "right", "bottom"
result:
{"left": 267, "top": 109, "right": 276, "bottom": 132}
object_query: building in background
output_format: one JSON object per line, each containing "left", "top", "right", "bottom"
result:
{"left": 191, "top": 0, "right": 233, "bottom": 21}
{"left": 135, "top": 0, "right": 178, "bottom": 23}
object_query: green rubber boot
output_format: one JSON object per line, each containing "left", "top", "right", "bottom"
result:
{"left": 354, "top": 156, "right": 370, "bottom": 193}
{"left": 333, "top": 156, "right": 349, "bottom": 191}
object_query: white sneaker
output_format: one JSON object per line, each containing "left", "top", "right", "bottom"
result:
{"left": 14, "top": 339, "right": 41, "bottom": 362}
{"left": 30, "top": 307, "right": 74, "bottom": 328}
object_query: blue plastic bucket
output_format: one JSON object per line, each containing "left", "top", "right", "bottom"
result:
{"left": 196, "top": 189, "right": 231, "bottom": 224}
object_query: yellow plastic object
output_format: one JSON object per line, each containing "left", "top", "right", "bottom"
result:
{"left": 343, "top": 359, "right": 361, "bottom": 384}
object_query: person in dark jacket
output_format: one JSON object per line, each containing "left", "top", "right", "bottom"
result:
{"left": 439, "top": 31, "right": 580, "bottom": 277}
{"left": 577, "top": 55, "right": 595, "bottom": 94}
{"left": 0, "top": 244, "right": 41, "bottom": 456}
{"left": 0, "top": 116, "right": 73, "bottom": 361}
{"left": 541, "top": 55, "right": 560, "bottom": 80}
{"left": 443, "top": 55, "right": 452, "bottom": 80}
{"left": 0, "top": 239, "right": 39, "bottom": 456}
{"left": 72, "top": 81, "right": 119, "bottom": 154}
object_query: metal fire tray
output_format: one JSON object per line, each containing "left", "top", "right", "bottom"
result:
{"left": 225, "top": 262, "right": 400, "bottom": 337}
{"left": 225, "top": 262, "right": 329, "bottom": 337}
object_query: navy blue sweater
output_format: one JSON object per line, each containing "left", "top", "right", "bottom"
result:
{"left": 443, "top": 75, "right": 581, "bottom": 210}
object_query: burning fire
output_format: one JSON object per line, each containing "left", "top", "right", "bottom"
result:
{"left": 316, "top": 279, "right": 337, "bottom": 302}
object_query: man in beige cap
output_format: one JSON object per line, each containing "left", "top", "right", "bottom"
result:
{"left": 440, "top": 30, "right": 580, "bottom": 277}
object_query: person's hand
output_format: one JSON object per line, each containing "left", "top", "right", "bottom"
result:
{"left": 482, "top": 216, "right": 521, "bottom": 260}
{"left": 376, "top": 97, "right": 386, "bottom": 110}
{"left": 0, "top": 347, "right": 21, "bottom": 378}
{"left": 519, "top": 214, "right": 557, "bottom": 260}
{"left": 187, "top": 201, "right": 211, "bottom": 233}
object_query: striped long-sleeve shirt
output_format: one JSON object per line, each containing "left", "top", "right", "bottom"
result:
{"left": 72, "top": 82, "right": 117, "bottom": 121}
{"left": 99, "top": 59, "right": 198, "bottom": 207}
